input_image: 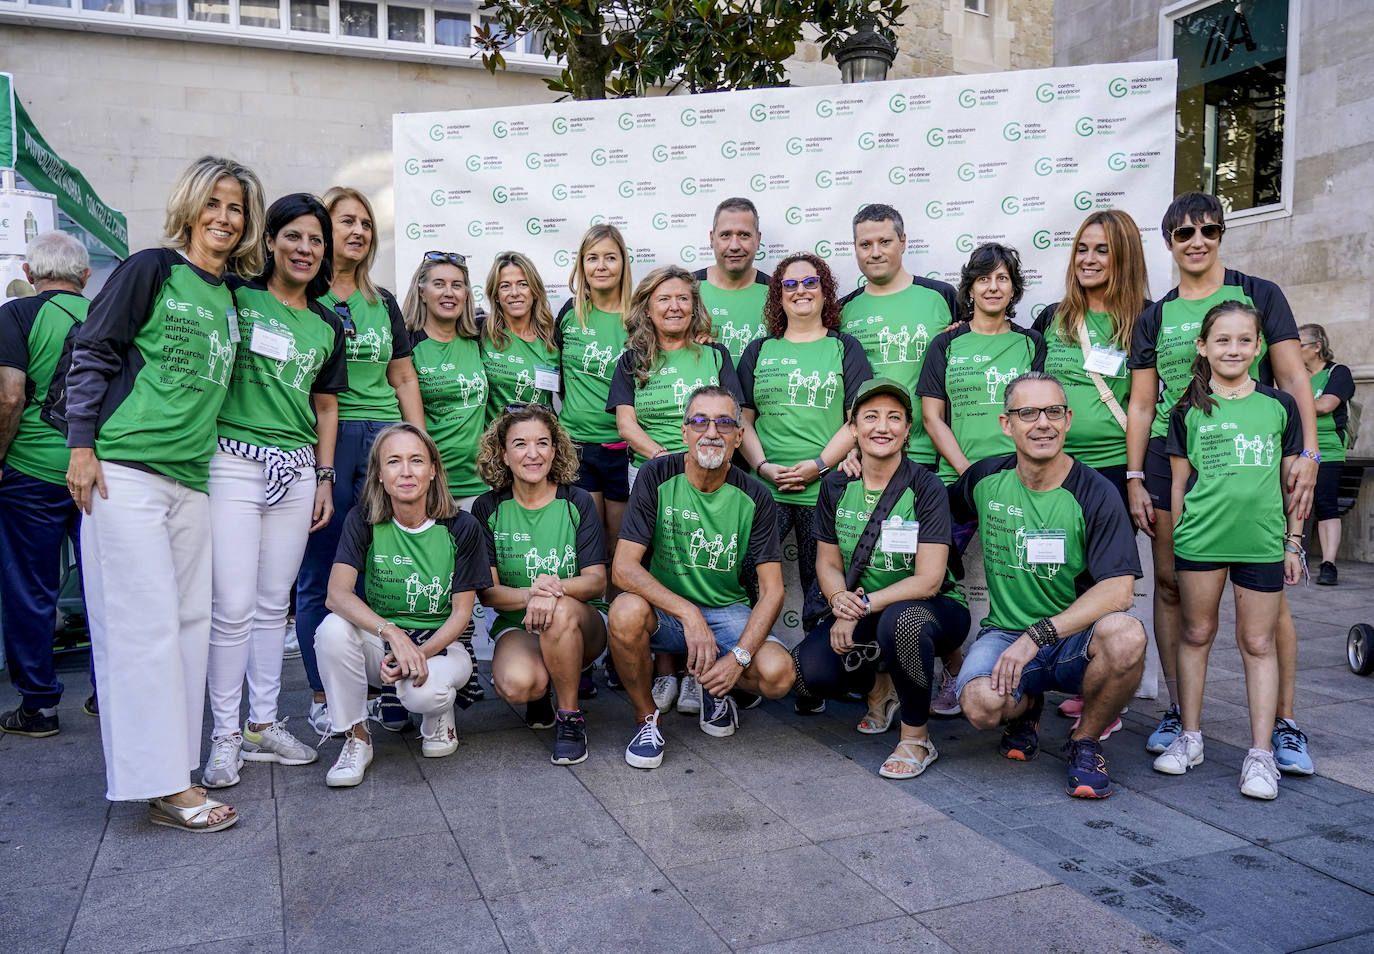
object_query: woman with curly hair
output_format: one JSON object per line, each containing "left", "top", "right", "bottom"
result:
{"left": 736, "top": 252, "right": 872, "bottom": 605}
{"left": 470, "top": 405, "right": 608, "bottom": 765}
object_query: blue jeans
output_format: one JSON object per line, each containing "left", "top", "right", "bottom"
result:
{"left": 954, "top": 614, "right": 1134, "bottom": 703}
{"left": 294, "top": 419, "right": 392, "bottom": 692}
{"left": 649, "top": 602, "right": 753, "bottom": 656}
{"left": 0, "top": 465, "right": 86, "bottom": 708}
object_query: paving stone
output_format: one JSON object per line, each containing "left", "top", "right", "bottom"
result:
{"left": 1274, "top": 825, "right": 1374, "bottom": 893}
{"left": 66, "top": 856, "right": 281, "bottom": 954}
{"left": 144, "top": 936, "right": 285, "bottom": 954}
{"left": 276, "top": 780, "right": 448, "bottom": 849}
{"left": 667, "top": 843, "right": 904, "bottom": 948}
{"left": 568, "top": 725, "right": 742, "bottom": 809}
{"left": 0, "top": 879, "right": 82, "bottom": 954}
{"left": 749, "top": 764, "right": 947, "bottom": 842}
{"left": 0, "top": 773, "right": 108, "bottom": 888}
{"left": 610, "top": 786, "right": 809, "bottom": 870}
{"left": 490, "top": 871, "right": 728, "bottom": 954}
{"left": 270, "top": 730, "right": 424, "bottom": 798}
{"left": 677, "top": 719, "right": 860, "bottom": 792}
{"left": 92, "top": 794, "right": 278, "bottom": 876}
{"left": 1297, "top": 933, "right": 1374, "bottom": 954}
{"left": 820, "top": 817, "right": 1059, "bottom": 914}
{"left": 286, "top": 901, "right": 504, "bottom": 954}
{"left": 1312, "top": 747, "right": 1374, "bottom": 794}
{"left": 1148, "top": 772, "right": 1374, "bottom": 845}
{"left": 738, "top": 915, "right": 957, "bottom": 953}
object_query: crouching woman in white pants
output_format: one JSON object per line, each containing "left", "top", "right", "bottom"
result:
{"left": 315, "top": 423, "right": 491, "bottom": 786}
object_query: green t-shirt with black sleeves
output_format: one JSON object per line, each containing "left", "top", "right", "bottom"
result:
{"left": 1166, "top": 384, "right": 1302, "bottom": 563}
{"left": 0, "top": 290, "right": 89, "bottom": 485}
{"left": 556, "top": 299, "right": 627, "bottom": 444}
{"left": 952, "top": 455, "right": 1141, "bottom": 632}
{"left": 470, "top": 485, "right": 608, "bottom": 635}
{"left": 917, "top": 323, "right": 1046, "bottom": 485}
{"left": 1129, "top": 269, "right": 1298, "bottom": 440}
{"left": 694, "top": 268, "right": 770, "bottom": 362}
{"left": 815, "top": 465, "right": 966, "bottom": 606}
{"left": 333, "top": 506, "right": 491, "bottom": 631}
{"left": 1033, "top": 304, "right": 1136, "bottom": 469}
{"left": 217, "top": 283, "right": 348, "bottom": 452}
{"left": 1310, "top": 363, "right": 1354, "bottom": 463}
{"left": 480, "top": 330, "right": 560, "bottom": 424}
{"left": 605, "top": 342, "right": 743, "bottom": 467}
{"left": 618, "top": 455, "right": 780, "bottom": 608}
{"left": 64, "top": 248, "right": 239, "bottom": 493}
{"left": 319, "top": 288, "right": 411, "bottom": 423}
{"left": 839, "top": 278, "right": 959, "bottom": 465}
{"left": 736, "top": 331, "right": 873, "bottom": 505}
{"left": 411, "top": 330, "right": 488, "bottom": 496}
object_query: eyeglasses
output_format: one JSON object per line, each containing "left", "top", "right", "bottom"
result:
{"left": 1170, "top": 223, "right": 1224, "bottom": 244}
{"left": 424, "top": 250, "right": 467, "bottom": 266}
{"left": 1299, "top": 340, "right": 1319, "bottom": 349}
{"left": 780, "top": 276, "right": 821, "bottom": 292}
{"left": 1005, "top": 404, "right": 1069, "bottom": 423}
{"left": 332, "top": 301, "right": 357, "bottom": 338}
{"left": 684, "top": 415, "right": 739, "bottom": 433}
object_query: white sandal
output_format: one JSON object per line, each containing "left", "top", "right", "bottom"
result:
{"left": 857, "top": 689, "right": 900, "bottom": 734}
{"left": 147, "top": 787, "right": 239, "bottom": 833}
{"left": 878, "top": 737, "right": 938, "bottom": 779}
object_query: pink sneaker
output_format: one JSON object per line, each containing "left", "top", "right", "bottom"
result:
{"left": 1071, "top": 714, "right": 1122, "bottom": 741}
{"left": 1058, "top": 695, "right": 1084, "bottom": 718}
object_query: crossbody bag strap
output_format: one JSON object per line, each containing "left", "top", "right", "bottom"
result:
{"left": 1076, "top": 319, "right": 1128, "bottom": 431}
{"left": 845, "top": 457, "right": 915, "bottom": 591}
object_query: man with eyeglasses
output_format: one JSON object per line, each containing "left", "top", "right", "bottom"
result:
{"left": 952, "top": 372, "right": 1145, "bottom": 799}
{"left": 608, "top": 385, "right": 795, "bottom": 768}
{"left": 694, "top": 197, "right": 771, "bottom": 362}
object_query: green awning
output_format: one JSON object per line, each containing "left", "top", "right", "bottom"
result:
{"left": 1, "top": 73, "right": 129, "bottom": 259}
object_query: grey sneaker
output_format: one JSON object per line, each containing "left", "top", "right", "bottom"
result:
{"left": 325, "top": 732, "right": 373, "bottom": 787}
{"left": 308, "top": 701, "right": 340, "bottom": 740}
{"left": 677, "top": 675, "right": 701, "bottom": 715}
{"left": 1153, "top": 732, "right": 1204, "bottom": 775}
{"left": 242, "top": 719, "right": 317, "bottom": 765}
{"left": 202, "top": 733, "right": 243, "bottom": 788}
{"left": 1241, "top": 749, "right": 1280, "bottom": 800}
{"left": 282, "top": 619, "right": 301, "bottom": 658}
{"left": 651, "top": 675, "right": 680, "bottom": 712}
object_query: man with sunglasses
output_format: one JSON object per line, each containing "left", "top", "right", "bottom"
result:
{"left": 1126, "top": 191, "right": 1320, "bottom": 775}
{"left": 608, "top": 385, "right": 795, "bottom": 768}
{"left": 952, "top": 372, "right": 1145, "bottom": 799}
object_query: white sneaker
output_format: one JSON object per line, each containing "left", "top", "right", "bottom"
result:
{"left": 1152, "top": 732, "right": 1204, "bottom": 775}
{"left": 420, "top": 706, "right": 459, "bottom": 758}
{"left": 308, "top": 701, "right": 339, "bottom": 740}
{"left": 677, "top": 675, "right": 701, "bottom": 715}
{"left": 1240, "top": 749, "right": 1280, "bottom": 800}
{"left": 202, "top": 733, "right": 243, "bottom": 789}
{"left": 651, "top": 675, "right": 680, "bottom": 712}
{"left": 326, "top": 732, "right": 374, "bottom": 787}
{"left": 283, "top": 620, "right": 301, "bottom": 659}
{"left": 242, "top": 719, "right": 317, "bottom": 765}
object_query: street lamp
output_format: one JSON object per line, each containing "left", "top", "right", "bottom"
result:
{"left": 835, "top": 15, "right": 897, "bottom": 84}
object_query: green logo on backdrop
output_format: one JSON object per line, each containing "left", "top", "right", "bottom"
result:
{"left": 553, "top": 249, "right": 572, "bottom": 267}
{"left": 814, "top": 239, "right": 833, "bottom": 258}
{"left": 467, "top": 220, "right": 483, "bottom": 237}
{"left": 1031, "top": 303, "right": 1046, "bottom": 321}
{"left": 428, "top": 124, "right": 444, "bottom": 142}
{"left": 493, "top": 121, "right": 509, "bottom": 138}
{"left": 958, "top": 89, "right": 977, "bottom": 108}
{"left": 1108, "top": 152, "right": 1127, "bottom": 171}
{"left": 721, "top": 140, "right": 739, "bottom": 159}
{"left": 525, "top": 217, "right": 542, "bottom": 235}
{"left": 590, "top": 214, "right": 608, "bottom": 226}
{"left": 750, "top": 103, "right": 768, "bottom": 122}
{"left": 785, "top": 137, "right": 803, "bottom": 156}
{"left": 957, "top": 162, "right": 975, "bottom": 182}
{"left": 430, "top": 190, "right": 446, "bottom": 207}
{"left": 404, "top": 158, "right": 420, "bottom": 175}
{"left": 785, "top": 206, "right": 802, "bottom": 225}
{"left": 888, "top": 166, "right": 907, "bottom": 185}
{"left": 525, "top": 152, "right": 542, "bottom": 169}
{"left": 680, "top": 245, "right": 698, "bottom": 263}
{"left": 816, "top": 99, "right": 834, "bottom": 118}
{"left": 1033, "top": 156, "right": 1053, "bottom": 176}
{"left": 888, "top": 93, "right": 906, "bottom": 113}
{"left": 681, "top": 177, "right": 697, "bottom": 196}
{"left": 651, "top": 212, "right": 669, "bottom": 231}
{"left": 1036, "top": 83, "right": 1055, "bottom": 103}
{"left": 956, "top": 233, "right": 974, "bottom": 253}
{"left": 652, "top": 144, "right": 669, "bottom": 162}
{"left": 465, "top": 155, "right": 481, "bottom": 172}
{"left": 814, "top": 170, "right": 833, "bottom": 189}
{"left": 552, "top": 117, "right": 568, "bottom": 135}
{"left": 680, "top": 108, "right": 698, "bottom": 127}
{"left": 750, "top": 174, "right": 767, "bottom": 192}
{"left": 618, "top": 113, "right": 635, "bottom": 130}
{"left": 1001, "top": 196, "right": 1020, "bottom": 215}
{"left": 405, "top": 223, "right": 421, "bottom": 240}
{"left": 925, "top": 201, "right": 944, "bottom": 220}
{"left": 857, "top": 131, "right": 876, "bottom": 150}
{"left": 1074, "top": 191, "right": 1093, "bottom": 211}
{"left": 493, "top": 186, "right": 509, "bottom": 204}
{"left": 1003, "top": 122, "right": 1022, "bottom": 142}
{"left": 1108, "top": 77, "right": 1128, "bottom": 98}
{"left": 552, "top": 183, "right": 568, "bottom": 200}
{"left": 618, "top": 180, "right": 635, "bottom": 199}
{"left": 926, "top": 127, "right": 945, "bottom": 147}
{"left": 591, "top": 148, "right": 608, "bottom": 166}
{"left": 1033, "top": 230, "right": 1051, "bottom": 249}
{"left": 1076, "top": 117, "right": 1095, "bottom": 136}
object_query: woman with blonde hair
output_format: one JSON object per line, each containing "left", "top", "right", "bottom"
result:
{"left": 481, "top": 251, "right": 560, "bottom": 419}
{"left": 314, "top": 423, "right": 490, "bottom": 787}
{"left": 65, "top": 154, "right": 266, "bottom": 831}
{"left": 471, "top": 405, "right": 608, "bottom": 764}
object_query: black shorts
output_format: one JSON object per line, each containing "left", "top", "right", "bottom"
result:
{"left": 1174, "top": 557, "right": 1284, "bottom": 593}
{"left": 1314, "top": 460, "right": 1343, "bottom": 521}
{"left": 1093, "top": 463, "right": 1130, "bottom": 516}
{"left": 1145, "top": 436, "right": 1172, "bottom": 512}
{"left": 573, "top": 441, "right": 629, "bottom": 502}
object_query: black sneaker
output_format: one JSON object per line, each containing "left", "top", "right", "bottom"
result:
{"left": 524, "top": 692, "right": 556, "bottom": 729}
{"left": 793, "top": 692, "right": 826, "bottom": 715}
{"left": 0, "top": 705, "right": 60, "bottom": 738}
{"left": 1317, "top": 561, "right": 1338, "bottom": 586}
{"left": 604, "top": 657, "right": 623, "bottom": 690}
{"left": 83, "top": 695, "right": 99, "bottom": 718}
{"left": 578, "top": 664, "right": 598, "bottom": 699}
{"left": 730, "top": 688, "right": 763, "bottom": 710}
{"left": 999, "top": 694, "right": 1044, "bottom": 761}
{"left": 550, "top": 709, "right": 588, "bottom": 765}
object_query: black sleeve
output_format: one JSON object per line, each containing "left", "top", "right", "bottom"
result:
{"left": 911, "top": 466, "right": 953, "bottom": 545}
{"left": 618, "top": 456, "right": 667, "bottom": 546}
{"left": 915, "top": 331, "right": 952, "bottom": 401}
{"left": 814, "top": 471, "right": 845, "bottom": 545}
{"left": 382, "top": 290, "right": 413, "bottom": 360}
{"left": 736, "top": 337, "right": 763, "bottom": 410}
{"left": 1326, "top": 364, "right": 1356, "bottom": 403}
{"left": 1127, "top": 299, "right": 1165, "bottom": 370}
{"left": 0, "top": 298, "right": 37, "bottom": 372}
{"left": 949, "top": 454, "right": 1006, "bottom": 524}
{"left": 605, "top": 350, "right": 637, "bottom": 411}
{"left": 446, "top": 511, "right": 494, "bottom": 592}
{"left": 554, "top": 299, "right": 573, "bottom": 359}
{"left": 1275, "top": 388, "right": 1303, "bottom": 458}
{"left": 712, "top": 343, "right": 743, "bottom": 402}
{"left": 1025, "top": 327, "right": 1047, "bottom": 372}
{"left": 743, "top": 476, "right": 782, "bottom": 566}
{"left": 1164, "top": 404, "right": 1189, "bottom": 458}
{"left": 838, "top": 333, "right": 874, "bottom": 413}
{"left": 567, "top": 486, "right": 609, "bottom": 567}
{"left": 332, "top": 507, "right": 373, "bottom": 571}
{"left": 469, "top": 492, "right": 498, "bottom": 574}
{"left": 1072, "top": 464, "right": 1143, "bottom": 582}
{"left": 66, "top": 249, "right": 171, "bottom": 448}
{"left": 309, "top": 302, "right": 350, "bottom": 394}
{"left": 1243, "top": 273, "right": 1298, "bottom": 346}
{"left": 1031, "top": 301, "right": 1059, "bottom": 336}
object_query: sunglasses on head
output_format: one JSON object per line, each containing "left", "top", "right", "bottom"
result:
{"left": 1170, "top": 223, "right": 1224, "bottom": 244}
{"left": 1005, "top": 404, "right": 1069, "bottom": 423}
{"left": 780, "top": 276, "right": 822, "bottom": 292}
{"left": 332, "top": 301, "right": 357, "bottom": 338}
{"left": 504, "top": 402, "right": 549, "bottom": 414}
{"left": 424, "top": 250, "right": 467, "bottom": 266}
{"left": 685, "top": 415, "right": 739, "bottom": 433}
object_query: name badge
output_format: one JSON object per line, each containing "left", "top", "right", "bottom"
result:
{"left": 880, "top": 516, "right": 921, "bottom": 554}
{"left": 226, "top": 307, "right": 242, "bottom": 344}
{"left": 534, "top": 366, "right": 561, "bottom": 393}
{"left": 250, "top": 323, "right": 293, "bottom": 361}
{"left": 1083, "top": 345, "right": 1126, "bottom": 377}
{"left": 1024, "top": 529, "right": 1067, "bottom": 565}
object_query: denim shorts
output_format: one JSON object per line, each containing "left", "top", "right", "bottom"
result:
{"left": 650, "top": 602, "right": 781, "bottom": 655}
{"left": 954, "top": 613, "right": 1134, "bottom": 703}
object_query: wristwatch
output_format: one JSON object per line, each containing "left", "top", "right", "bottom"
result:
{"left": 731, "top": 645, "right": 753, "bottom": 669}
{"left": 813, "top": 457, "right": 830, "bottom": 476}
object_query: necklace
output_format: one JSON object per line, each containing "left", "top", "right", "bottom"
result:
{"left": 1209, "top": 377, "right": 1254, "bottom": 400}
{"left": 863, "top": 486, "right": 881, "bottom": 509}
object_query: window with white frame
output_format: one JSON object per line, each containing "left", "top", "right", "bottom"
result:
{"left": 1163, "top": 0, "right": 1296, "bottom": 219}
{"left": 964, "top": 0, "right": 987, "bottom": 14}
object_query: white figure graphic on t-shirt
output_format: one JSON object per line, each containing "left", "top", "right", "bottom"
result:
{"left": 1264, "top": 434, "right": 1277, "bottom": 466}
{"left": 911, "top": 325, "right": 929, "bottom": 365}
{"left": 514, "top": 368, "right": 535, "bottom": 401}
{"left": 787, "top": 369, "right": 805, "bottom": 404}
{"left": 1012, "top": 526, "right": 1061, "bottom": 579}
{"left": 354, "top": 327, "right": 383, "bottom": 363}
{"left": 559, "top": 544, "right": 578, "bottom": 575}
{"left": 803, "top": 370, "right": 823, "bottom": 405}
{"left": 457, "top": 373, "right": 485, "bottom": 407}
{"left": 405, "top": 572, "right": 445, "bottom": 613}
{"left": 985, "top": 365, "right": 1017, "bottom": 405}
{"left": 705, "top": 533, "right": 726, "bottom": 569}
{"left": 1233, "top": 432, "right": 1267, "bottom": 466}
{"left": 524, "top": 548, "right": 544, "bottom": 580}
{"left": 673, "top": 377, "right": 704, "bottom": 412}
{"left": 688, "top": 528, "right": 709, "bottom": 564}
{"left": 202, "top": 329, "right": 233, "bottom": 387}
{"left": 289, "top": 347, "right": 317, "bottom": 390}
{"left": 821, "top": 371, "right": 839, "bottom": 407}
{"left": 583, "top": 342, "right": 615, "bottom": 377}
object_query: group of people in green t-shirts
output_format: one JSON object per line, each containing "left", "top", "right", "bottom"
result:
{"left": 2, "top": 153, "right": 1357, "bottom": 833}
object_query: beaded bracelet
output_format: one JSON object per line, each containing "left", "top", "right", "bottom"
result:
{"left": 1026, "top": 617, "right": 1060, "bottom": 648}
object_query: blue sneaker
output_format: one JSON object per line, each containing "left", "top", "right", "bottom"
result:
{"left": 375, "top": 686, "right": 413, "bottom": 732}
{"left": 999, "top": 694, "right": 1043, "bottom": 761}
{"left": 1272, "top": 719, "right": 1314, "bottom": 776}
{"left": 699, "top": 684, "right": 738, "bottom": 738}
{"left": 1146, "top": 704, "right": 1182, "bottom": 755}
{"left": 1063, "top": 737, "right": 1113, "bottom": 798}
{"left": 550, "top": 710, "right": 588, "bottom": 766}
{"left": 625, "top": 711, "right": 665, "bottom": 769}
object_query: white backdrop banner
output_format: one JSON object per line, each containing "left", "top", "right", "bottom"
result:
{"left": 393, "top": 60, "right": 1178, "bottom": 316}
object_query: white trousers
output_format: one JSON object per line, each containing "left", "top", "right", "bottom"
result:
{"left": 206, "top": 452, "right": 315, "bottom": 737}
{"left": 84, "top": 462, "right": 212, "bottom": 801}
{"left": 314, "top": 613, "right": 472, "bottom": 735}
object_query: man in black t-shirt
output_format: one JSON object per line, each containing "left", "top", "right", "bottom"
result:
{"left": 610, "top": 385, "right": 794, "bottom": 769}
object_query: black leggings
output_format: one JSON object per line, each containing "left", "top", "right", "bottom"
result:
{"left": 741, "top": 502, "right": 816, "bottom": 606}
{"left": 791, "top": 594, "right": 970, "bottom": 727}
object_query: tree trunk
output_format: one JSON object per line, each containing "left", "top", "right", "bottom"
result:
{"left": 565, "top": 3, "right": 610, "bottom": 100}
